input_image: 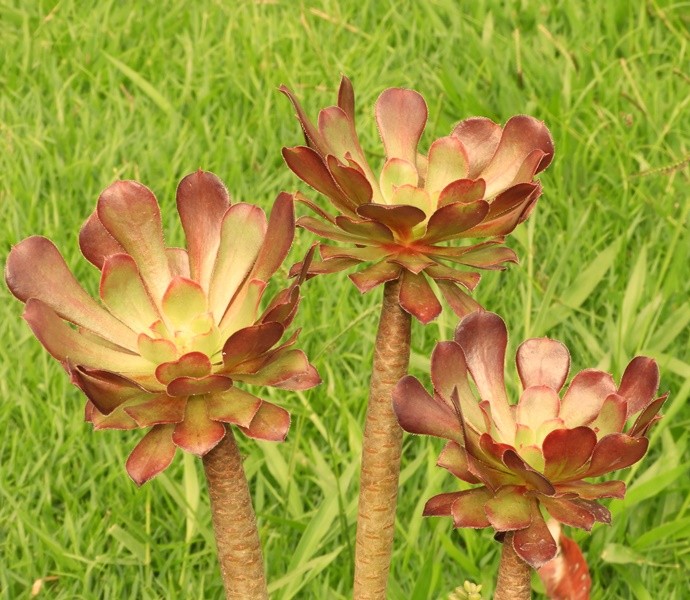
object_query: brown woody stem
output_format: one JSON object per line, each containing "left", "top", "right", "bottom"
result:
{"left": 494, "top": 533, "right": 531, "bottom": 600}
{"left": 202, "top": 427, "right": 268, "bottom": 600}
{"left": 353, "top": 279, "right": 412, "bottom": 599}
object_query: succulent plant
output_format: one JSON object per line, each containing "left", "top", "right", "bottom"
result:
{"left": 281, "top": 77, "right": 554, "bottom": 323}
{"left": 393, "top": 311, "right": 666, "bottom": 568}
{"left": 6, "top": 170, "right": 320, "bottom": 485}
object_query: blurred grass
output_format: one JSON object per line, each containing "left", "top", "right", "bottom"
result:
{"left": 1, "top": 0, "right": 689, "bottom": 598}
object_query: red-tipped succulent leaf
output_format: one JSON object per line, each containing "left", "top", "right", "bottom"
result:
{"left": 392, "top": 311, "right": 667, "bottom": 569}
{"left": 6, "top": 171, "right": 320, "bottom": 485}
{"left": 282, "top": 77, "right": 554, "bottom": 323}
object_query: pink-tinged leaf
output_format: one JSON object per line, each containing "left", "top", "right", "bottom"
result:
{"left": 380, "top": 158, "right": 419, "bottom": 201}
{"left": 555, "top": 479, "right": 626, "bottom": 500}
{"left": 503, "top": 449, "right": 556, "bottom": 495}
{"left": 291, "top": 256, "right": 360, "bottom": 278}
{"left": 23, "top": 299, "right": 152, "bottom": 373}
{"left": 437, "top": 441, "right": 481, "bottom": 483}
{"left": 484, "top": 485, "right": 532, "bottom": 531}
{"left": 124, "top": 394, "right": 187, "bottom": 426}
{"left": 573, "top": 498, "right": 611, "bottom": 524}
{"left": 259, "top": 287, "right": 300, "bottom": 328}
{"left": 349, "top": 261, "right": 402, "bottom": 294}
{"left": 126, "top": 424, "right": 177, "bottom": 485}
{"left": 399, "top": 270, "right": 442, "bottom": 324}
{"left": 516, "top": 386, "right": 561, "bottom": 430}
{"left": 536, "top": 418, "right": 565, "bottom": 446}
{"left": 451, "top": 117, "right": 502, "bottom": 178}
{"left": 97, "top": 180, "right": 171, "bottom": 305}
{"left": 388, "top": 252, "right": 436, "bottom": 275}
{"left": 516, "top": 338, "right": 571, "bottom": 392}
{"left": 466, "top": 184, "right": 541, "bottom": 237}
{"left": 319, "top": 244, "right": 390, "bottom": 263}
{"left": 454, "top": 311, "right": 513, "bottom": 438}
{"left": 424, "top": 265, "right": 481, "bottom": 290}
{"left": 137, "top": 333, "right": 177, "bottom": 364}
{"left": 327, "top": 154, "right": 375, "bottom": 206}
{"left": 218, "top": 279, "right": 266, "bottom": 338}
{"left": 279, "top": 85, "right": 325, "bottom": 153}
{"left": 560, "top": 369, "right": 616, "bottom": 427}
{"left": 78, "top": 210, "right": 126, "bottom": 268}
{"left": 156, "top": 352, "right": 212, "bottom": 385}
{"left": 208, "top": 203, "right": 266, "bottom": 322}
{"left": 318, "top": 106, "right": 367, "bottom": 165}
{"left": 589, "top": 393, "right": 627, "bottom": 438}
{"left": 6, "top": 236, "right": 138, "bottom": 350}
{"left": 356, "top": 203, "right": 426, "bottom": 241}
{"left": 389, "top": 184, "right": 432, "bottom": 216}
{"left": 375, "top": 88, "right": 427, "bottom": 164}
{"left": 618, "top": 356, "right": 660, "bottom": 417}
{"left": 172, "top": 397, "right": 226, "bottom": 455}
{"left": 206, "top": 387, "right": 262, "bottom": 427}
{"left": 423, "top": 491, "right": 465, "bottom": 516}
{"left": 426, "top": 136, "right": 470, "bottom": 193}
{"left": 166, "top": 247, "right": 191, "bottom": 278}
{"left": 161, "top": 277, "right": 207, "bottom": 327}
{"left": 239, "top": 401, "right": 291, "bottom": 442}
{"left": 512, "top": 502, "right": 558, "bottom": 569}
{"left": 335, "top": 214, "right": 394, "bottom": 243}
{"left": 449, "top": 488, "right": 493, "bottom": 528}
{"left": 298, "top": 215, "right": 366, "bottom": 244}
{"left": 537, "top": 526, "right": 592, "bottom": 600}
{"left": 295, "top": 191, "right": 338, "bottom": 223}
{"left": 436, "top": 280, "right": 483, "bottom": 318}
{"left": 282, "top": 146, "right": 356, "bottom": 214}
{"left": 166, "top": 375, "right": 233, "bottom": 397}
{"left": 481, "top": 116, "right": 554, "bottom": 198}
{"left": 431, "top": 243, "right": 518, "bottom": 270}
{"left": 100, "top": 253, "right": 160, "bottom": 334}
{"left": 234, "top": 349, "right": 320, "bottom": 390}
{"left": 420, "top": 200, "right": 490, "bottom": 244}
{"left": 222, "top": 322, "right": 285, "bottom": 370}
{"left": 89, "top": 404, "right": 139, "bottom": 430}
{"left": 176, "top": 170, "right": 230, "bottom": 290}
{"left": 337, "top": 75, "right": 355, "bottom": 121}
{"left": 72, "top": 367, "right": 151, "bottom": 415}
{"left": 628, "top": 394, "right": 668, "bottom": 437}
{"left": 437, "top": 178, "right": 487, "bottom": 207}
{"left": 584, "top": 434, "right": 649, "bottom": 478}
{"left": 251, "top": 192, "right": 295, "bottom": 281}
{"left": 430, "top": 342, "right": 485, "bottom": 433}
{"left": 543, "top": 427, "right": 597, "bottom": 480}
{"left": 541, "top": 496, "right": 596, "bottom": 531}
{"left": 392, "top": 375, "right": 463, "bottom": 441}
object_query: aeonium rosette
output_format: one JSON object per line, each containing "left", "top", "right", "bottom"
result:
{"left": 6, "top": 171, "right": 320, "bottom": 485}
{"left": 281, "top": 77, "right": 554, "bottom": 323}
{"left": 392, "top": 311, "right": 667, "bottom": 568}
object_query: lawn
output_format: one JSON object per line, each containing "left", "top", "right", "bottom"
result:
{"left": 1, "top": 1, "right": 689, "bottom": 598}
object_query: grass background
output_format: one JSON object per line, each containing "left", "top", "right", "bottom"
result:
{"left": 1, "top": 0, "right": 689, "bottom": 598}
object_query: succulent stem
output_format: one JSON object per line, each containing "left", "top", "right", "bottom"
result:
{"left": 203, "top": 427, "right": 268, "bottom": 600}
{"left": 354, "top": 278, "right": 412, "bottom": 599}
{"left": 495, "top": 533, "right": 532, "bottom": 600}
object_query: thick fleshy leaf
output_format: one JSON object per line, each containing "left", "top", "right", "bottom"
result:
{"left": 423, "top": 491, "right": 465, "bottom": 516}
{"left": 424, "top": 264, "right": 480, "bottom": 290}
{"left": 584, "top": 434, "right": 649, "bottom": 478}
{"left": 437, "top": 441, "right": 481, "bottom": 483}
{"left": 279, "top": 85, "right": 325, "bottom": 153}
{"left": 454, "top": 312, "right": 513, "bottom": 438}
{"left": 156, "top": 352, "right": 212, "bottom": 384}
{"left": 437, "top": 178, "right": 487, "bottom": 207}
{"left": 166, "top": 247, "right": 191, "bottom": 278}
{"left": 7, "top": 236, "right": 138, "bottom": 350}
{"left": 484, "top": 486, "right": 532, "bottom": 531}
{"left": 123, "top": 394, "right": 187, "bottom": 426}
{"left": 618, "top": 356, "right": 660, "bottom": 417}
{"left": 512, "top": 502, "right": 558, "bottom": 569}
{"left": 431, "top": 243, "right": 518, "bottom": 271}
{"left": 516, "top": 386, "right": 560, "bottom": 430}
{"left": 448, "top": 488, "right": 493, "bottom": 528}
{"left": 555, "top": 480, "right": 626, "bottom": 500}
{"left": 436, "top": 280, "right": 482, "bottom": 318}
{"left": 222, "top": 322, "right": 285, "bottom": 370}
{"left": 375, "top": 88, "right": 427, "bottom": 164}
{"left": 100, "top": 253, "right": 160, "bottom": 334}
{"left": 349, "top": 261, "right": 402, "bottom": 293}
{"left": 337, "top": 76, "right": 355, "bottom": 121}
{"left": 161, "top": 277, "right": 207, "bottom": 327}
{"left": 399, "top": 270, "right": 442, "bottom": 324}
{"left": 319, "top": 244, "right": 390, "bottom": 263}
{"left": 573, "top": 498, "right": 611, "bottom": 524}
{"left": 335, "top": 215, "right": 394, "bottom": 243}
{"left": 166, "top": 375, "right": 233, "bottom": 397}
{"left": 451, "top": 117, "right": 502, "bottom": 178}
{"left": 208, "top": 203, "right": 266, "bottom": 322}
{"left": 628, "top": 394, "right": 668, "bottom": 437}
{"left": 327, "top": 155, "right": 375, "bottom": 205}
{"left": 516, "top": 338, "right": 570, "bottom": 392}
{"left": 218, "top": 279, "right": 266, "bottom": 338}
{"left": 72, "top": 367, "right": 152, "bottom": 414}
{"left": 78, "top": 210, "right": 126, "bottom": 268}
{"left": 356, "top": 203, "right": 426, "bottom": 240}
{"left": 379, "top": 158, "right": 419, "bottom": 202}
{"left": 251, "top": 192, "right": 295, "bottom": 281}
{"left": 537, "top": 526, "right": 592, "bottom": 600}
{"left": 89, "top": 403, "right": 139, "bottom": 430}
{"left": 393, "top": 375, "right": 463, "bottom": 441}
{"left": 541, "top": 496, "right": 596, "bottom": 531}
{"left": 176, "top": 170, "right": 230, "bottom": 290}
{"left": 97, "top": 180, "right": 171, "bottom": 305}
{"left": 560, "top": 370, "right": 616, "bottom": 427}
{"left": 239, "top": 401, "right": 291, "bottom": 441}
{"left": 426, "top": 136, "right": 470, "bottom": 193}
{"left": 298, "top": 215, "right": 365, "bottom": 244}
{"left": 234, "top": 349, "right": 320, "bottom": 390}
{"left": 389, "top": 184, "right": 432, "bottom": 216}
{"left": 126, "top": 424, "right": 177, "bottom": 485}
{"left": 588, "top": 393, "right": 627, "bottom": 438}
{"left": 421, "top": 201, "right": 489, "bottom": 244}
{"left": 388, "top": 252, "right": 436, "bottom": 274}
{"left": 318, "top": 106, "right": 368, "bottom": 165}
{"left": 206, "top": 387, "right": 262, "bottom": 427}
{"left": 466, "top": 185, "right": 541, "bottom": 237}
{"left": 172, "top": 397, "right": 226, "bottom": 455}
{"left": 543, "top": 427, "right": 597, "bottom": 480}
{"left": 502, "top": 449, "right": 555, "bottom": 495}
{"left": 23, "top": 299, "right": 152, "bottom": 373}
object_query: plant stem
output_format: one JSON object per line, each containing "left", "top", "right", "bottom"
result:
{"left": 202, "top": 426, "right": 268, "bottom": 600}
{"left": 495, "top": 533, "right": 531, "bottom": 600}
{"left": 353, "top": 278, "right": 412, "bottom": 599}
